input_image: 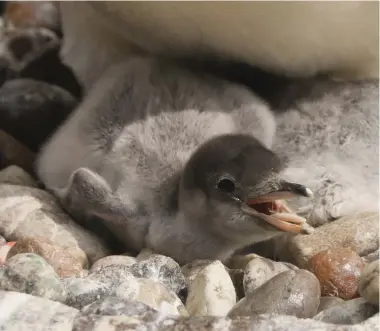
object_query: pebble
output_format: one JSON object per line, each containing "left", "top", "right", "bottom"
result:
{"left": 181, "top": 259, "right": 215, "bottom": 283}
{"left": 0, "top": 129, "right": 35, "bottom": 173}
{"left": 0, "top": 241, "right": 15, "bottom": 264}
{"left": 228, "top": 270, "right": 320, "bottom": 318}
{"left": 0, "top": 290, "right": 78, "bottom": 331}
{"left": 0, "top": 78, "right": 77, "bottom": 151}
{"left": 0, "top": 235, "right": 6, "bottom": 246}
{"left": 317, "top": 297, "right": 345, "bottom": 313}
{"left": 243, "top": 256, "right": 298, "bottom": 295}
{"left": 362, "top": 249, "right": 379, "bottom": 264}
{"left": 307, "top": 247, "right": 363, "bottom": 299}
{"left": 0, "top": 165, "right": 38, "bottom": 187}
{"left": 129, "top": 253, "right": 187, "bottom": 295}
{"left": 358, "top": 260, "right": 379, "bottom": 305}
{"left": 225, "top": 253, "right": 262, "bottom": 270}
{"left": 4, "top": 1, "right": 60, "bottom": 31}
{"left": 81, "top": 296, "right": 158, "bottom": 317}
{"left": 89, "top": 255, "right": 136, "bottom": 274}
{"left": 314, "top": 298, "right": 378, "bottom": 324}
{"left": 87, "top": 264, "right": 138, "bottom": 293}
{"left": 0, "top": 184, "right": 110, "bottom": 266}
{"left": 72, "top": 312, "right": 380, "bottom": 331}
{"left": 63, "top": 277, "right": 112, "bottom": 310}
{"left": 0, "top": 253, "right": 66, "bottom": 302}
{"left": 185, "top": 260, "right": 236, "bottom": 316}
{"left": 135, "top": 278, "right": 188, "bottom": 316}
{"left": 7, "top": 236, "right": 83, "bottom": 277}
{"left": 282, "top": 212, "right": 379, "bottom": 267}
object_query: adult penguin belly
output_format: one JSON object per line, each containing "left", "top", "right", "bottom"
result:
{"left": 60, "top": 1, "right": 378, "bottom": 90}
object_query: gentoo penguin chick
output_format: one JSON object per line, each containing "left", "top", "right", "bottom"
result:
{"left": 272, "top": 79, "right": 379, "bottom": 227}
{"left": 36, "top": 56, "right": 313, "bottom": 264}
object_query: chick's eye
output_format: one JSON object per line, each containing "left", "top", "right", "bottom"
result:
{"left": 217, "top": 178, "right": 236, "bottom": 193}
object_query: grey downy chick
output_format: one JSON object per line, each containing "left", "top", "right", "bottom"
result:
{"left": 272, "top": 79, "right": 379, "bottom": 227}
{"left": 36, "top": 56, "right": 313, "bottom": 264}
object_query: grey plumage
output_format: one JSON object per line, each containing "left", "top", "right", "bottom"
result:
{"left": 36, "top": 56, "right": 379, "bottom": 264}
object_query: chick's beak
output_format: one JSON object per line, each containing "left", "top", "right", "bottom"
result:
{"left": 241, "top": 180, "right": 314, "bottom": 234}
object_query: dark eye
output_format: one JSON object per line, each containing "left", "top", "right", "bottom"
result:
{"left": 217, "top": 178, "right": 236, "bottom": 193}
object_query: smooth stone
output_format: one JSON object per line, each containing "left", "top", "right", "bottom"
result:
{"left": 4, "top": 2, "right": 60, "bottom": 31}
{"left": 71, "top": 312, "right": 380, "bottom": 331}
{"left": 243, "top": 256, "right": 298, "bottom": 295}
{"left": 0, "top": 253, "right": 66, "bottom": 302}
{"left": 307, "top": 247, "right": 364, "bottom": 299}
{"left": 136, "top": 278, "right": 188, "bottom": 316}
{"left": 282, "top": 212, "right": 379, "bottom": 267}
{"left": 228, "top": 270, "right": 320, "bottom": 318}
{"left": 81, "top": 296, "right": 158, "bottom": 317}
{"left": 0, "top": 129, "right": 35, "bottom": 173}
{"left": 89, "top": 255, "right": 136, "bottom": 274}
{"left": 0, "top": 165, "right": 38, "bottom": 187}
{"left": 0, "top": 290, "right": 78, "bottom": 331}
{"left": 129, "top": 253, "right": 186, "bottom": 294}
{"left": 314, "top": 298, "right": 378, "bottom": 324}
{"left": 186, "top": 260, "right": 236, "bottom": 316}
{"left": 362, "top": 249, "right": 379, "bottom": 264}
{"left": 0, "top": 78, "right": 76, "bottom": 151}
{"left": 317, "top": 297, "right": 345, "bottom": 313}
{"left": 7, "top": 236, "right": 83, "bottom": 278}
{"left": 181, "top": 259, "right": 215, "bottom": 283}
{"left": 225, "top": 254, "right": 262, "bottom": 270}
{"left": 358, "top": 260, "right": 379, "bottom": 305}
{"left": 0, "top": 184, "right": 110, "bottom": 266}
{"left": 0, "top": 235, "right": 6, "bottom": 246}
{"left": 63, "top": 277, "right": 112, "bottom": 310}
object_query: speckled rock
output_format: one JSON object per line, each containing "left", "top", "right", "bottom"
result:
{"left": 0, "top": 165, "right": 38, "bottom": 187}
{"left": 186, "top": 260, "right": 236, "bottom": 316}
{"left": 317, "top": 297, "right": 345, "bottom": 313}
{"left": 0, "top": 184, "right": 110, "bottom": 266}
{"left": 314, "top": 298, "right": 377, "bottom": 324}
{"left": 0, "top": 290, "right": 78, "bottom": 331}
{"left": 228, "top": 270, "right": 320, "bottom": 318}
{"left": 71, "top": 312, "right": 380, "bottom": 331}
{"left": 63, "top": 277, "right": 112, "bottom": 309}
{"left": 243, "top": 256, "right": 298, "bottom": 295}
{"left": 81, "top": 296, "right": 159, "bottom": 317}
{"left": 7, "top": 236, "right": 83, "bottom": 277}
{"left": 358, "top": 260, "right": 379, "bottom": 305}
{"left": 87, "top": 264, "right": 139, "bottom": 297}
{"left": 307, "top": 247, "right": 364, "bottom": 299}
{"left": 282, "top": 212, "right": 379, "bottom": 267}
{"left": 129, "top": 253, "right": 186, "bottom": 295}
{"left": 136, "top": 278, "right": 188, "bottom": 316}
{"left": 0, "top": 129, "right": 35, "bottom": 173}
{"left": 0, "top": 253, "right": 66, "bottom": 302}
{"left": 0, "top": 78, "right": 76, "bottom": 151}
{"left": 89, "top": 255, "right": 136, "bottom": 274}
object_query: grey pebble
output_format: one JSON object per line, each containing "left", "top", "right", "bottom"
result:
{"left": 63, "top": 277, "right": 112, "bottom": 309}
{"left": 314, "top": 298, "right": 378, "bottom": 324}
{"left": 0, "top": 253, "right": 67, "bottom": 302}
{"left": 129, "top": 253, "right": 186, "bottom": 294}
{"left": 358, "top": 260, "right": 379, "bottom": 305}
{"left": 317, "top": 297, "right": 345, "bottom": 313}
{"left": 0, "top": 290, "right": 78, "bottom": 331}
{"left": 81, "top": 296, "right": 158, "bottom": 317}
{"left": 89, "top": 255, "right": 136, "bottom": 273}
{"left": 228, "top": 269, "right": 320, "bottom": 318}
{"left": 243, "top": 256, "right": 297, "bottom": 295}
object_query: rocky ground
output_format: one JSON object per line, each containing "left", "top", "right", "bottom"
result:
{"left": 0, "top": 2, "right": 379, "bottom": 331}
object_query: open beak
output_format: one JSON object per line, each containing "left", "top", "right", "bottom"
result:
{"left": 241, "top": 181, "right": 314, "bottom": 234}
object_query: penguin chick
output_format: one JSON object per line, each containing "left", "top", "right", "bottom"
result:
{"left": 36, "top": 56, "right": 312, "bottom": 264}
{"left": 273, "top": 79, "right": 379, "bottom": 227}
